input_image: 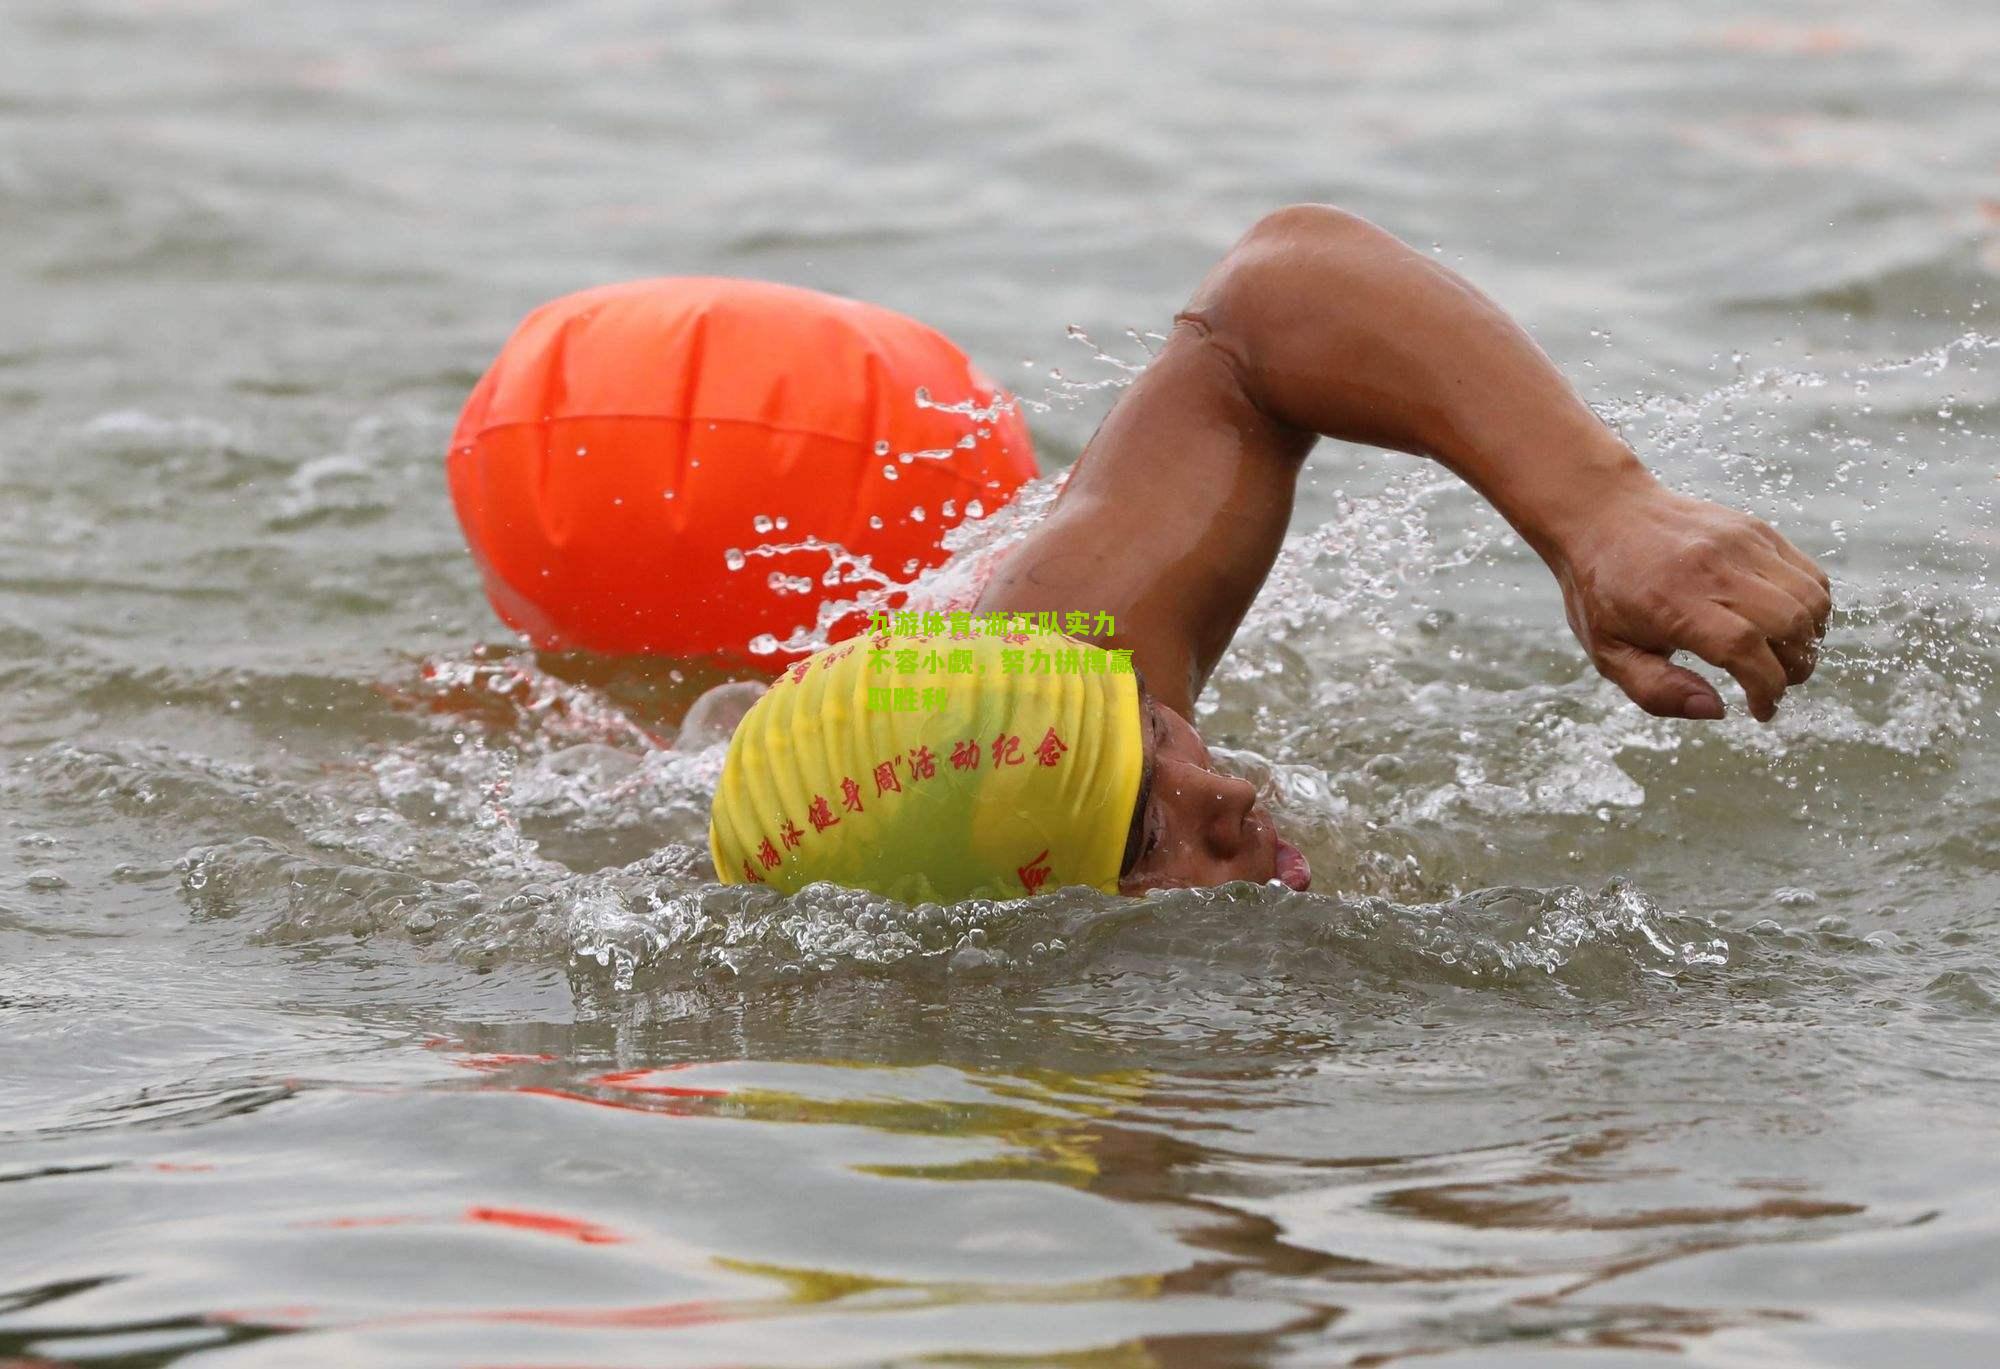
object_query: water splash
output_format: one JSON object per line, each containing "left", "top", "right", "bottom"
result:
{"left": 87, "top": 324, "right": 1986, "bottom": 1009}
{"left": 723, "top": 323, "right": 1162, "bottom": 656}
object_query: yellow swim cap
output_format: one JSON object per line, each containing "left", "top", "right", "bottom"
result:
{"left": 709, "top": 633, "right": 1142, "bottom": 902}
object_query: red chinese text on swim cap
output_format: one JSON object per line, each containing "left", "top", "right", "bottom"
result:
{"left": 1017, "top": 849, "right": 1052, "bottom": 894}
{"left": 873, "top": 759, "right": 902, "bottom": 795}
{"left": 741, "top": 726, "right": 1070, "bottom": 889}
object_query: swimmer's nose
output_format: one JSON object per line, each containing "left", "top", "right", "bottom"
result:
{"left": 1199, "top": 771, "right": 1262, "bottom": 859}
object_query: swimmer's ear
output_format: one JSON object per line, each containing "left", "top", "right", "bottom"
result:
{"left": 1593, "top": 641, "right": 1727, "bottom": 721}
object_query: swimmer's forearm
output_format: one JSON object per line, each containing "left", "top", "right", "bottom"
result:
{"left": 1182, "top": 204, "right": 1653, "bottom": 565}
{"left": 1177, "top": 204, "right": 1830, "bottom": 722}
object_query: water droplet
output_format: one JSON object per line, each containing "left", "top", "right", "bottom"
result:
{"left": 724, "top": 548, "right": 747, "bottom": 571}
{"left": 753, "top": 514, "right": 774, "bottom": 533}
{"left": 910, "top": 506, "right": 926, "bottom": 522}
{"left": 868, "top": 515, "right": 884, "bottom": 529}
{"left": 883, "top": 465, "right": 899, "bottom": 481}
{"left": 874, "top": 440, "right": 891, "bottom": 456}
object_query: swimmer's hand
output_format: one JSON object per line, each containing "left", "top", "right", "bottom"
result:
{"left": 1545, "top": 472, "right": 1833, "bottom": 722}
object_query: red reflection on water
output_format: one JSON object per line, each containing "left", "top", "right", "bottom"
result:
{"left": 211, "top": 1295, "right": 733, "bottom": 1338}
{"left": 298, "top": 1206, "right": 627, "bottom": 1244}
{"left": 592, "top": 1067, "right": 728, "bottom": 1099}
{"left": 458, "top": 1299, "right": 727, "bottom": 1331}
{"left": 465, "top": 1206, "right": 627, "bottom": 1245}
{"left": 514, "top": 1085, "right": 710, "bottom": 1119}
{"left": 516, "top": 1085, "right": 656, "bottom": 1114}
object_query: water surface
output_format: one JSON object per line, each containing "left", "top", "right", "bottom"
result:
{"left": 3, "top": 1, "right": 1998, "bottom": 1364}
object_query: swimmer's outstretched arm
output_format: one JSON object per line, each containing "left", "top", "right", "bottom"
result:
{"left": 977, "top": 204, "right": 1832, "bottom": 722}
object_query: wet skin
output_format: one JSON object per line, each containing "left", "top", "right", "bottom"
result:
{"left": 1118, "top": 686, "right": 1311, "bottom": 893}
{"left": 978, "top": 204, "right": 1832, "bottom": 890}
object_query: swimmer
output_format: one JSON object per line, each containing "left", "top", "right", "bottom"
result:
{"left": 710, "top": 205, "right": 1833, "bottom": 900}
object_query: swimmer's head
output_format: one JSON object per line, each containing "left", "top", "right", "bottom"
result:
{"left": 708, "top": 632, "right": 1311, "bottom": 900}
{"left": 709, "top": 633, "right": 1143, "bottom": 902}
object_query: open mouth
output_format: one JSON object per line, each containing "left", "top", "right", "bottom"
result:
{"left": 1273, "top": 836, "right": 1312, "bottom": 892}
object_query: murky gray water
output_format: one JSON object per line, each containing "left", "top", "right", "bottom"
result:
{"left": 4, "top": 1, "right": 1998, "bottom": 1364}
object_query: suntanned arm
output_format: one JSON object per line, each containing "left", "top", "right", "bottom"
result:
{"left": 977, "top": 204, "right": 1832, "bottom": 722}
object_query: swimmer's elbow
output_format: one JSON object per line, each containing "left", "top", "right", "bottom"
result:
{"left": 1180, "top": 203, "right": 1389, "bottom": 418}
{"left": 1236, "top": 203, "right": 1382, "bottom": 259}
{"left": 1194, "top": 205, "right": 1384, "bottom": 325}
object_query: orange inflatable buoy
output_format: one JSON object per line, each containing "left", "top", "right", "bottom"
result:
{"left": 447, "top": 277, "right": 1037, "bottom": 667}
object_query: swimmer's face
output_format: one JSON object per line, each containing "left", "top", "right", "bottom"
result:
{"left": 1118, "top": 686, "right": 1312, "bottom": 894}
